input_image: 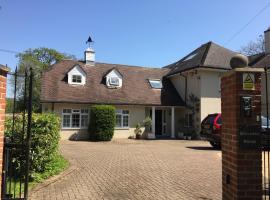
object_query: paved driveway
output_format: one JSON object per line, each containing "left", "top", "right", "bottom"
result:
{"left": 29, "top": 139, "right": 221, "bottom": 200}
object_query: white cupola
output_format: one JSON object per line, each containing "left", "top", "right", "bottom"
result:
{"left": 85, "top": 36, "right": 95, "bottom": 65}
{"left": 85, "top": 47, "right": 95, "bottom": 65}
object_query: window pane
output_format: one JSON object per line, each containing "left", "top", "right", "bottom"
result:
{"left": 81, "top": 109, "right": 88, "bottom": 113}
{"left": 163, "top": 125, "right": 166, "bottom": 134}
{"left": 116, "top": 109, "right": 122, "bottom": 114}
{"left": 81, "top": 115, "right": 89, "bottom": 127}
{"left": 217, "top": 116, "right": 222, "bottom": 125}
{"left": 72, "top": 75, "right": 82, "bottom": 83}
{"left": 189, "top": 114, "right": 193, "bottom": 127}
{"left": 163, "top": 110, "right": 166, "bottom": 123}
{"left": 72, "top": 114, "right": 80, "bottom": 127}
{"left": 122, "top": 110, "right": 129, "bottom": 114}
{"left": 184, "top": 114, "right": 189, "bottom": 127}
{"left": 123, "top": 115, "right": 129, "bottom": 127}
{"left": 110, "top": 77, "right": 119, "bottom": 86}
{"left": 149, "top": 80, "right": 163, "bottom": 89}
{"left": 116, "top": 115, "right": 122, "bottom": 127}
{"left": 72, "top": 109, "right": 80, "bottom": 113}
{"left": 63, "top": 115, "right": 71, "bottom": 127}
{"left": 63, "top": 109, "right": 71, "bottom": 113}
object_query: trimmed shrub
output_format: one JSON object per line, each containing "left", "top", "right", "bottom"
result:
{"left": 89, "top": 105, "right": 115, "bottom": 141}
{"left": 5, "top": 113, "right": 61, "bottom": 177}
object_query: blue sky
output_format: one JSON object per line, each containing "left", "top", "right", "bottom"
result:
{"left": 0, "top": 0, "right": 270, "bottom": 71}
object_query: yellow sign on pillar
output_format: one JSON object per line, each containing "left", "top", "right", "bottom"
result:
{"left": 243, "top": 73, "right": 255, "bottom": 90}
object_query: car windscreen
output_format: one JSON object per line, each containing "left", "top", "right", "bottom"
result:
{"left": 203, "top": 115, "right": 217, "bottom": 125}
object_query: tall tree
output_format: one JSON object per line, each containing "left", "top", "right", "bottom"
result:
{"left": 14, "top": 48, "right": 75, "bottom": 112}
{"left": 239, "top": 35, "right": 265, "bottom": 56}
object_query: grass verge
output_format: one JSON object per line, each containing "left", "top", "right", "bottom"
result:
{"left": 5, "top": 154, "right": 69, "bottom": 197}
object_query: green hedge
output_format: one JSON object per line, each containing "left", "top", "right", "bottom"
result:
{"left": 88, "top": 105, "right": 115, "bottom": 141}
{"left": 5, "top": 113, "right": 61, "bottom": 177}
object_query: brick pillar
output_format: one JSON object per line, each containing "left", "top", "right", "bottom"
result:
{"left": 221, "top": 67, "right": 263, "bottom": 200}
{"left": 0, "top": 67, "right": 8, "bottom": 197}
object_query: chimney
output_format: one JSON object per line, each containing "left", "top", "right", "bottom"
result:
{"left": 85, "top": 47, "right": 95, "bottom": 65}
{"left": 265, "top": 27, "right": 270, "bottom": 54}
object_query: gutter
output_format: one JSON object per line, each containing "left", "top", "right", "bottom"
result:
{"left": 40, "top": 100, "right": 185, "bottom": 107}
{"left": 166, "top": 65, "right": 230, "bottom": 78}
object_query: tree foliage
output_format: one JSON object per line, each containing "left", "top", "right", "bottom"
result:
{"left": 5, "top": 113, "right": 61, "bottom": 178}
{"left": 13, "top": 48, "right": 74, "bottom": 112}
{"left": 5, "top": 98, "right": 14, "bottom": 113}
{"left": 239, "top": 35, "right": 265, "bottom": 56}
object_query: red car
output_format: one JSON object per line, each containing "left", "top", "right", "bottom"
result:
{"left": 201, "top": 113, "right": 222, "bottom": 148}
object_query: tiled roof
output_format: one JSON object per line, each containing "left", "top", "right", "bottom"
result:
{"left": 41, "top": 60, "right": 185, "bottom": 106}
{"left": 251, "top": 54, "right": 270, "bottom": 68}
{"left": 165, "top": 41, "right": 237, "bottom": 76}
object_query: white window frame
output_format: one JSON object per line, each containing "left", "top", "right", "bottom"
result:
{"left": 115, "top": 109, "right": 129, "bottom": 129}
{"left": 109, "top": 77, "right": 120, "bottom": 86}
{"left": 149, "top": 79, "right": 163, "bottom": 89}
{"left": 71, "top": 75, "right": 82, "bottom": 84}
{"left": 62, "top": 109, "right": 89, "bottom": 129}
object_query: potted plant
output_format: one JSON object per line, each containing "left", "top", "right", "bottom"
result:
{"left": 184, "top": 129, "right": 192, "bottom": 140}
{"left": 143, "top": 116, "right": 154, "bottom": 139}
{"left": 177, "top": 131, "right": 184, "bottom": 139}
{"left": 134, "top": 123, "right": 142, "bottom": 139}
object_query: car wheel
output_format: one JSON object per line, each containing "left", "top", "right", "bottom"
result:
{"left": 210, "top": 141, "right": 221, "bottom": 149}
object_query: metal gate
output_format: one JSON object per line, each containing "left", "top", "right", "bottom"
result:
{"left": 263, "top": 67, "right": 270, "bottom": 199}
{"left": 1, "top": 68, "right": 33, "bottom": 200}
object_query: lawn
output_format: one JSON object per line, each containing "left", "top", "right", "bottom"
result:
{"left": 5, "top": 154, "right": 68, "bottom": 198}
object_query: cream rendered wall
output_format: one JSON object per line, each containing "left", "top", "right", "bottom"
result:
{"left": 114, "top": 105, "right": 145, "bottom": 138}
{"left": 42, "top": 103, "right": 146, "bottom": 140}
{"left": 170, "top": 70, "right": 201, "bottom": 133}
{"left": 200, "top": 70, "right": 222, "bottom": 123}
{"left": 170, "top": 75, "right": 186, "bottom": 101}
{"left": 170, "top": 69, "right": 223, "bottom": 133}
{"left": 50, "top": 103, "right": 90, "bottom": 140}
{"left": 170, "top": 72, "right": 201, "bottom": 102}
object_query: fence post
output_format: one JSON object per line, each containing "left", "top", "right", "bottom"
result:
{"left": 0, "top": 66, "right": 8, "bottom": 198}
{"left": 221, "top": 54, "right": 263, "bottom": 200}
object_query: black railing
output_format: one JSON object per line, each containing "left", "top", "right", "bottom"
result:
{"left": 263, "top": 67, "right": 270, "bottom": 200}
{"left": 1, "top": 68, "right": 33, "bottom": 200}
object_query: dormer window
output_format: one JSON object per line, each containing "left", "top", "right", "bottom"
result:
{"left": 67, "top": 65, "right": 86, "bottom": 85}
{"left": 72, "top": 75, "right": 82, "bottom": 83}
{"left": 105, "top": 68, "right": 122, "bottom": 88}
{"left": 149, "top": 79, "right": 163, "bottom": 89}
{"left": 109, "top": 77, "right": 120, "bottom": 86}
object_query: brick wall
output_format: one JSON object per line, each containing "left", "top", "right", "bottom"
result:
{"left": 221, "top": 68, "right": 262, "bottom": 200}
{"left": 0, "top": 68, "right": 8, "bottom": 197}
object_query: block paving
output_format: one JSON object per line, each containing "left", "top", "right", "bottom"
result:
{"left": 29, "top": 139, "right": 221, "bottom": 200}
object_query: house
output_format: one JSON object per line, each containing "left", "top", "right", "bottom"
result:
{"left": 41, "top": 27, "right": 270, "bottom": 140}
{"left": 250, "top": 27, "right": 270, "bottom": 116}
{"left": 165, "top": 42, "right": 236, "bottom": 133}
{"left": 41, "top": 48, "right": 186, "bottom": 140}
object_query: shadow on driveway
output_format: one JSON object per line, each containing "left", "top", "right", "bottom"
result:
{"left": 186, "top": 146, "right": 221, "bottom": 151}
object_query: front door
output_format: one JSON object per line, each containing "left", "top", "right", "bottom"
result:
{"left": 155, "top": 110, "right": 162, "bottom": 135}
